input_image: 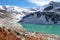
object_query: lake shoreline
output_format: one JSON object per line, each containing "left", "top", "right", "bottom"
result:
{"left": 0, "top": 23, "right": 60, "bottom": 40}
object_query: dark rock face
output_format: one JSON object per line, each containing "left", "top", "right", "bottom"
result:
{"left": 43, "top": 5, "right": 53, "bottom": 11}
{"left": 20, "top": 11, "right": 42, "bottom": 20}
{"left": 49, "top": 1, "right": 60, "bottom": 7}
{"left": 20, "top": 10, "right": 60, "bottom": 24}
{"left": 35, "top": 11, "right": 42, "bottom": 18}
{"left": 44, "top": 12, "right": 60, "bottom": 24}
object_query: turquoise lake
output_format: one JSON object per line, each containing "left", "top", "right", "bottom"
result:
{"left": 20, "top": 23, "right": 60, "bottom": 36}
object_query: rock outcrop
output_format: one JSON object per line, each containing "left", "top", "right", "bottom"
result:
{"left": 0, "top": 23, "right": 60, "bottom": 40}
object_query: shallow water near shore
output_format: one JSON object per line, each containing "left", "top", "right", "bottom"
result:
{"left": 20, "top": 23, "right": 60, "bottom": 36}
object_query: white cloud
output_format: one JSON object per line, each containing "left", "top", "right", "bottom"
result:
{"left": 28, "top": 0, "right": 58, "bottom": 6}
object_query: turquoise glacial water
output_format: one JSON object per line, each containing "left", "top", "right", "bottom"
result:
{"left": 20, "top": 23, "right": 60, "bottom": 36}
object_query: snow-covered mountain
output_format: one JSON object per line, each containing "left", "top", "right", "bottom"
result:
{"left": 0, "top": 5, "right": 36, "bottom": 25}
{"left": 0, "top": 1, "right": 60, "bottom": 24}
{"left": 19, "top": 1, "right": 60, "bottom": 24}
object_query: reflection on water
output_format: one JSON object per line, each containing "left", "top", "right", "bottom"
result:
{"left": 20, "top": 23, "right": 60, "bottom": 35}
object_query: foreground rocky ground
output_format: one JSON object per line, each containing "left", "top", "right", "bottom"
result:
{"left": 0, "top": 23, "right": 60, "bottom": 40}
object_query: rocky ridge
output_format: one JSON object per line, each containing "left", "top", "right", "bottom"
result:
{"left": 0, "top": 23, "right": 60, "bottom": 40}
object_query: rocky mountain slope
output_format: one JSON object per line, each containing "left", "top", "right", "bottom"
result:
{"left": 0, "top": 23, "right": 60, "bottom": 40}
{"left": 20, "top": 1, "right": 60, "bottom": 24}
{"left": 0, "top": 1, "right": 60, "bottom": 25}
{"left": 0, "top": 5, "right": 36, "bottom": 25}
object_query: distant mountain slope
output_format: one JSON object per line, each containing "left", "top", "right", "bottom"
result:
{"left": 0, "top": 5, "right": 36, "bottom": 25}
{"left": 0, "top": 1, "right": 60, "bottom": 24}
{"left": 20, "top": 1, "right": 60, "bottom": 24}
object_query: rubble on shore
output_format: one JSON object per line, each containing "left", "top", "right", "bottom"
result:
{"left": 0, "top": 23, "right": 60, "bottom": 40}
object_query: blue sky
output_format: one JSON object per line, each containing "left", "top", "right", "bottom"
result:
{"left": 0, "top": 0, "right": 59, "bottom": 7}
{"left": 0, "top": 0, "right": 38, "bottom": 7}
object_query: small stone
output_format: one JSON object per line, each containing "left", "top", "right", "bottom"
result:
{"left": 8, "top": 29, "right": 11, "bottom": 32}
{"left": 16, "top": 32, "right": 20, "bottom": 35}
